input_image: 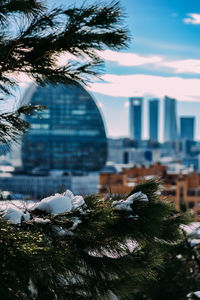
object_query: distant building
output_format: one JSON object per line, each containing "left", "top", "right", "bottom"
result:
{"left": 107, "top": 138, "right": 160, "bottom": 165}
{"left": 22, "top": 83, "right": 107, "bottom": 172}
{"left": 0, "top": 172, "right": 99, "bottom": 198}
{"left": 148, "top": 98, "right": 159, "bottom": 141}
{"left": 100, "top": 163, "right": 167, "bottom": 194}
{"left": 99, "top": 163, "right": 200, "bottom": 220}
{"left": 180, "top": 116, "right": 195, "bottom": 140}
{"left": 129, "top": 97, "right": 143, "bottom": 140}
{"left": 164, "top": 96, "right": 178, "bottom": 142}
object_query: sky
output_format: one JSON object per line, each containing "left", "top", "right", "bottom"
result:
{"left": 17, "top": 0, "right": 200, "bottom": 140}
{"left": 85, "top": 0, "right": 200, "bottom": 140}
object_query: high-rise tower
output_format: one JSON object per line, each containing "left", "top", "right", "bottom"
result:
{"left": 22, "top": 83, "right": 107, "bottom": 172}
{"left": 149, "top": 99, "right": 159, "bottom": 141}
{"left": 164, "top": 96, "right": 178, "bottom": 142}
{"left": 180, "top": 116, "right": 195, "bottom": 140}
{"left": 129, "top": 97, "right": 143, "bottom": 140}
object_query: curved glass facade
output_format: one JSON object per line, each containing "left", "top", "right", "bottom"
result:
{"left": 22, "top": 83, "right": 107, "bottom": 172}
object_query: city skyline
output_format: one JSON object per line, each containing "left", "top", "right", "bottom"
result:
{"left": 10, "top": 0, "right": 200, "bottom": 139}
{"left": 87, "top": 0, "right": 200, "bottom": 139}
{"left": 128, "top": 95, "right": 196, "bottom": 142}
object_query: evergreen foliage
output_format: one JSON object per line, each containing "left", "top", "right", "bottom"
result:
{"left": 0, "top": 2, "right": 199, "bottom": 299}
{"left": 0, "top": 104, "right": 45, "bottom": 144}
{"left": 0, "top": 0, "right": 129, "bottom": 144}
{"left": 133, "top": 232, "right": 200, "bottom": 300}
{"left": 0, "top": 180, "right": 193, "bottom": 299}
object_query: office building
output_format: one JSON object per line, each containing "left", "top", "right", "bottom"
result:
{"left": 107, "top": 138, "right": 160, "bottom": 165}
{"left": 129, "top": 97, "right": 143, "bottom": 140}
{"left": 180, "top": 116, "right": 195, "bottom": 140}
{"left": 0, "top": 172, "right": 99, "bottom": 198}
{"left": 22, "top": 83, "right": 107, "bottom": 172}
{"left": 164, "top": 96, "right": 178, "bottom": 142}
{"left": 149, "top": 98, "right": 159, "bottom": 141}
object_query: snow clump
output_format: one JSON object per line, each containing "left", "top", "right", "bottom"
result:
{"left": 52, "top": 217, "right": 82, "bottom": 237}
{"left": 34, "top": 190, "right": 85, "bottom": 215}
{"left": 3, "top": 207, "right": 30, "bottom": 225}
{"left": 187, "top": 291, "right": 200, "bottom": 299}
{"left": 181, "top": 222, "right": 200, "bottom": 235}
{"left": 33, "top": 217, "right": 50, "bottom": 224}
{"left": 112, "top": 191, "right": 148, "bottom": 211}
{"left": 189, "top": 239, "right": 200, "bottom": 247}
{"left": 181, "top": 222, "right": 200, "bottom": 247}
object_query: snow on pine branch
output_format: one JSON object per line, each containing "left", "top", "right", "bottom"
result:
{"left": 34, "top": 189, "right": 85, "bottom": 215}
{"left": 112, "top": 191, "right": 148, "bottom": 212}
{"left": 0, "top": 190, "right": 149, "bottom": 226}
{"left": 181, "top": 222, "right": 200, "bottom": 247}
{"left": 0, "top": 190, "right": 85, "bottom": 225}
{"left": 187, "top": 291, "right": 200, "bottom": 299}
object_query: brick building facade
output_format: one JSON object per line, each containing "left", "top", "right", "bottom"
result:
{"left": 100, "top": 163, "right": 200, "bottom": 220}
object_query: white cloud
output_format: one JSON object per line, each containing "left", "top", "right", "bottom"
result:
{"left": 88, "top": 74, "right": 200, "bottom": 101}
{"left": 183, "top": 13, "right": 200, "bottom": 24}
{"left": 98, "top": 50, "right": 163, "bottom": 67}
{"left": 98, "top": 50, "right": 200, "bottom": 75}
{"left": 56, "top": 52, "right": 83, "bottom": 66}
{"left": 5, "top": 72, "right": 34, "bottom": 88}
{"left": 162, "top": 59, "right": 200, "bottom": 74}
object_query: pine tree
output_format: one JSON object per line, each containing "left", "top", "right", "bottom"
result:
{"left": 133, "top": 232, "right": 200, "bottom": 299}
{"left": 0, "top": 2, "right": 199, "bottom": 299}
{"left": 0, "top": 0, "right": 129, "bottom": 144}
{"left": 0, "top": 180, "right": 192, "bottom": 299}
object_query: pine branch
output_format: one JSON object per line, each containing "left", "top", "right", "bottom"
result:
{"left": 0, "top": 104, "right": 45, "bottom": 145}
{"left": 0, "top": 1, "right": 129, "bottom": 88}
{"left": 0, "top": 0, "right": 130, "bottom": 143}
{"left": 0, "top": 180, "right": 191, "bottom": 299}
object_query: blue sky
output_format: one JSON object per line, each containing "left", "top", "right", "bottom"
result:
{"left": 19, "top": 0, "right": 200, "bottom": 140}
{"left": 83, "top": 0, "right": 200, "bottom": 140}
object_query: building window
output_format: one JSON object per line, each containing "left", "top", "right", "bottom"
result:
{"left": 187, "top": 190, "right": 196, "bottom": 196}
{"left": 162, "top": 190, "right": 176, "bottom": 196}
{"left": 188, "top": 201, "right": 194, "bottom": 209}
{"left": 31, "top": 124, "right": 49, "bottom": 130}
{"left": 123, "top": 151, "right": 129, "bottom": 164}
{"left": 179, "top": 187, "right": 184, "bottom": 205}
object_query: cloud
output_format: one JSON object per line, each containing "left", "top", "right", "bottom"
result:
{"left": 98, "top": 50, "right": 163, "bottom": 67}
{"left": 5, "top": 72, "right": 34, "bottom": 88}
{"left": 88, "top": 74, "right": 200, "bottom": 101}
{"left": 183, "top": 13, "right": 200, "bottom": 24}
{"left": 56, "top": 52, "right": 83, "bottom": 66}
{"left": 98, "top": 50, "right": 200, "bottom": 75}
{"left": 162, "top": 59, "right": 200, "bottom": 74}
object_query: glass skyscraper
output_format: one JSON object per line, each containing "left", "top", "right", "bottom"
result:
{"left": 164, "top": 96, "right": 178, "bottom": 142}
{"left": 149, "top": 99, "right": 159, "bottom": 141}
{"left": 22, "top": 83, "right": 107, "bottom": 172}
{"left": 180, "top": 116, "right": 195, "bottom": 140}
{"left": 129, "top": 97, "right": 143, "bottom": 140}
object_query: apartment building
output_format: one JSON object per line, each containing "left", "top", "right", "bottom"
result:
{"left": 99, "top": 163, "right": 200, "bottom": 220}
